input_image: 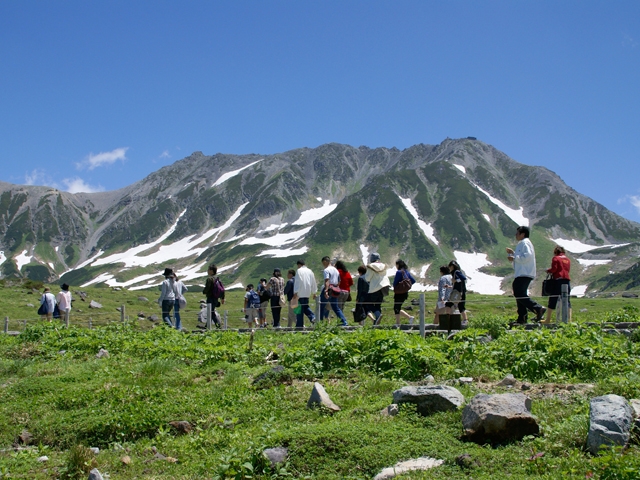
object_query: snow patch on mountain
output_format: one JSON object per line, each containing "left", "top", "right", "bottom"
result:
{"left": 482, "top": 213, "right": 491, "bottom": 223}
{"left": 571, "top": 285, "right": 588, "bottom": 297}
{"left": 212, "top": 159, "right": 263, "bottom": 187}
{"left": 549, "top": 238, "right": 628, "bottom": 253}
{"left": 419, "top": 264, "right": 430, "bottom": 278}
{"left": 453, "top": 164, "right": 466, "bottom": 174}
{"left": 91, "top": 204, "right": 247, "bottom": 269}
{"left": 258, "top": 246, "right": 309, "bottom": 258}
{"left": 398, "top": 196, "right": 439, "bottom": 245}
{"left": 471, "top": 183, "right": 529, "bottom": 226}
{"left": 360, "top": 244, "right": 369, "bottom": 266}
{"left": 259, "top": 223, "right": 288, "bottom": 233}
{"left": 292, "top": 200, "right": 337, "bottom": 225}
{"left": 577, "top": 259, "right": 611, "bottom": 267}
{"left": 15, "top": 249, "right": 32, "bottom": 271}
{"left": 0, "top": 251, "right": 6, "bottom": 266}
{"left": 454, "top": 251, "right": 504, "bottom": 295}
{"left": 239, "top": 226, "right": 312, "bottom": 247}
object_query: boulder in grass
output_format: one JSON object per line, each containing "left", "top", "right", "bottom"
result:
{"left": 380, "top": 404, "right": 399, "bottom": 417}
{"left": 169, "top": 421, "right": 192, "bottom": 434}
{"left": 392, "top": 385, "right": 465, "bottom": 416}
{"left": 96, "top": 349, "right": 110, "bottom": 359}
{"left": 373, "top": 457, "right": 444, "bottom": 480}
{"left": 307, "top": 382, "right": 341, "bottom": 412}
{"left": 89, "top": 300, "right": 102, "bottom": 309}
{"left": 630, "top": 399, "right": 640, "bottom": 430}
{"left": 462, "top": 393, "right": 539, "bottom": 443}
{"left": 88, "top": 469, "right": 104, "bottom": 480}
{"left": 587, "top": 395, "right": 633, "bottom": 455}
{"left": 138, "top": 296, "right": 149, "bottom": 302}
{"left": 263, "top": 447, "right": 288, "bottom": 467}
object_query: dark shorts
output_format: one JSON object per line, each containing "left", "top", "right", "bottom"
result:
{"left": 393, "top": 293, "right": 408, "bottom": 314}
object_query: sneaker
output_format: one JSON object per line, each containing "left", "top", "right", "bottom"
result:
{"left": 535, "top": 307, "right": 547, "bottom": 322}
{"left": 408, "top": 316, "right": 415, "bottom": 325}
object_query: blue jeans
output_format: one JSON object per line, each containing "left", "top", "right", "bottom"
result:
{"left": 327, "top": 294, "right": 348, "bottom": 325}
{"left": 162, "top": 299, "right": 174, "bottom": 327}
{"left": 173, "top": 299, "right": 182, "bottom": 330}
{"left": 295, "top": 297, "right": 315, "bottom": 328}
{"left": 319, "top": 288, "right": 330, "bottom": 319}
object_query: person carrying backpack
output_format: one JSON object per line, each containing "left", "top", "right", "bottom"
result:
{"left": 202, "top": 263, "right": 225, "bottom": 328}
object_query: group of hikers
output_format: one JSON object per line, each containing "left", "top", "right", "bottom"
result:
{"left": 37, "top": 225, "right": 571, "bottom": 329}
{"left": 161, "top": 253, "right": 473, "bottom": 330}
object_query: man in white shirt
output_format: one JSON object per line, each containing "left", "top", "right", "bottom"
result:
{"left": 321, "top": 256, "right": 348, "bottom": 326}
{"left": 293, "top": 259, "right": 317, "bottom": 328}
{"left": 506, "top": 226, "right": 546, "bottom": 324}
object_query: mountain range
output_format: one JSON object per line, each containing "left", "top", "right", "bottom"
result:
{"left": 1, "top": 137, "right": 638, "bottom": 297}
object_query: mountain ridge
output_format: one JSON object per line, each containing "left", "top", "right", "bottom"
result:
{"left": 1, "top": 138, "right": 638, "bottom": 296}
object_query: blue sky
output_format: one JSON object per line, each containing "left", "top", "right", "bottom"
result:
{"left": 1, "top": 1, "right": 639, "bottom": 222}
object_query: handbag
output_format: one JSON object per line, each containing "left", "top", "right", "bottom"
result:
{"left": 279, "top": 293, "right": 286, "bottom": 307}
{"left": 328, "top": 285, "right": 342, "bottom": 298}
{"left": 542, "top": 274, "right": 554, "bottom": 297}
{"left": 37, "top": 302, "right": 47, "bottom": 315}
{"left": 53, "top": 305, "right": 61, "bottom": 319}
{"left": 178, "top": 295, "right": 187, "bottom": 309}
{"left": 290, "top": 296, "right": 298, "bottom": 309}
{"left": 394, "top": 271, "right": 412, "bottom": 295}
{"left": 449, "top": 288, "right": 462, "bottom": 303}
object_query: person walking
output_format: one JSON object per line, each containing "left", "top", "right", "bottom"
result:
{"left": 321, "top": 256, "right": 348, "bottom": 326}
{"left": 543, "top": 245, "right": 571, "bottom": 323}
{"left": 448, "top": 261, "right": 468, "bottom": 322}
{"left": 257, "top": 278, "right": 270, "bottom": 327}
{"left": 434, "top": 266, "right": 452, "bottom": 324}
{"left": 202, "top": 264, "right": 225, "bottom": 328}
{"left": 363, "top": 252, "right": 390, "bottom": 325}
{"left": 506, "top": 226, "right": 546, "bottom": 324}
{"left": 283, "top": 269, "right": 296, "bottom": 327}
{"left": 392, "top": 259, "right": 415, "bottom": 326}
{"left": 158, "top": 267, "right": 177, "bottom": 327}
{"left": 173, "top": 273, "right": 188, "bottom": 331}
{"left": 56, "top": 283, "right": 72, "bottom": 321}
{"left": 292, "top": 259, "right": 317, "bottom": 328}
{"left": 335, "top": 260, "right": 353, "bottom": 313}
{"left": 39, "top": 287, "right": 56, "bottom": 321}
{"left": 268, "top": 268, "right": 285, "bottom": 328}
{"left": 354, "top": 265, "right": 368, "bottom": 325}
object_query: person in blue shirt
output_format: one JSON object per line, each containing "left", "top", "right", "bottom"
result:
{"left": 393, "top": 259, "right": 416, "bottom": 326}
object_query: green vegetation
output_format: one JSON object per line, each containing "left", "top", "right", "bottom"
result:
{"left": 0, "top": 282, "right": 639, "bottom": 478}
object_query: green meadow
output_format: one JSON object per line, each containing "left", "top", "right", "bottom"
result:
{"left": 0, "top": 280, "right": 639, "bottom": 479}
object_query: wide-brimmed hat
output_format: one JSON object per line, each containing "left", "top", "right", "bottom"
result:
{"left": 162, "top": 267, "right": 174, "bottom": 277}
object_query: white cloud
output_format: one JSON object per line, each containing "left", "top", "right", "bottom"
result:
{"left": 77, "top": 147, "right": 129, "bottom": 170}
{"left": 159, "top": 150, "right": 170, "bottom": 159}
{"left": 617, "top": 194, "right": 640, "bottom": 214}
{"left": 62, "top": 177, "right": 105, "bottom": 194}
{"left": 24, "top": 169, "right": 59, "bottom": 188}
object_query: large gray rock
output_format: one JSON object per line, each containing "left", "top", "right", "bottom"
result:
{"left": 89, "top": 300, "right": 102, "bottom": 309}
{"left": 263, "top": 447, "right": 288, "bottom": 467}
{"left": 392, "top": 385, "right": 464, "bottom": 416}
{"left": 631, "top": 399, "right": 640, "bottom": 430}
{"left": 307, "top": 382, "right": 341, "bottom": 412}
{"left": 462, "top": 393, "right": 539, "bottom": 443}
{"left": 88, "top": 469, "right": 104, "bottom": 480}
{"left": 587, "top": 395, "right": 633, "bottom": 455}
{"left": 373, "top": 457, "right": 444, "bottom": 479}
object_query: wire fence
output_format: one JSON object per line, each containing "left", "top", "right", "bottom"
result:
{"left": 4, "top": 286, "right": 639, "bottom": 335}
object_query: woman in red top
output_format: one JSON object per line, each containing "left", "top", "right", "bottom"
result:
{"left": 544, "top": 245, "right": 571, "bottom": 323}
{"left": 335, "top": 260, "right": 354, "bottom": 313}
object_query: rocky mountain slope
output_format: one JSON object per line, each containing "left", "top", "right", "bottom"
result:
{"left": 1, "top": 138, "right": 638, "bottom": 296}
